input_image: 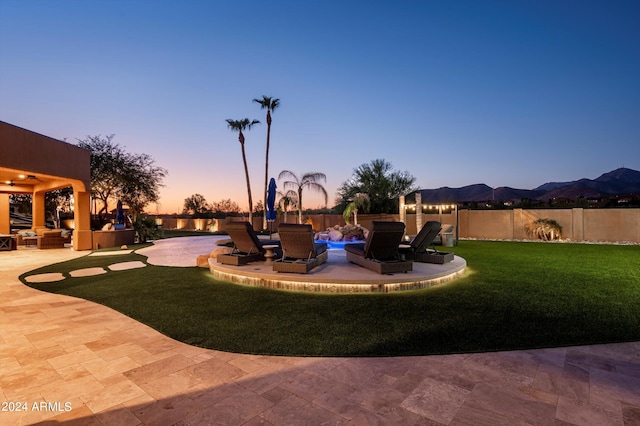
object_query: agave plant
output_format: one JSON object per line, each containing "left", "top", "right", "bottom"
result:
{"left": 527, "top": 218, "right": 562, "bottom": 241}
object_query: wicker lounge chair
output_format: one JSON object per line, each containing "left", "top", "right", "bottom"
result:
{"left": 217, "top": 222, "right": 281, "bottom": 265}
{"left": 273, "top": 223, "right": 328, "bottom": 273}
{"left": 398, "top": 221, "right": 442, "bottom": 260}
{"left": 345, "top": 221, "right": 412, "bottom": 274}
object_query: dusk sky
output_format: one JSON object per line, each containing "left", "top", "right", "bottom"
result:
{"left": 1, "top": 0, "right": 638, "bottom": 213}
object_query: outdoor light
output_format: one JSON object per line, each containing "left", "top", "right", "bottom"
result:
{"left": 401, "top": 201, "right": 459, "bottom": 246}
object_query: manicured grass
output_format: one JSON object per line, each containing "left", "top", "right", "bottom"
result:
{"left": 21, "top": 241, "right": 640, "bottom": 357}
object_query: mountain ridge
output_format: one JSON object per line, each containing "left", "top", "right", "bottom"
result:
{"left": 417, "top": 167, "right": 640, "bottom": 203}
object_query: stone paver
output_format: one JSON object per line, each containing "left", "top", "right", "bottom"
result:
{"left": 1, "top": 241, "right": 639, "bottom": 425}
{"left": 23, "top": 272, "right": 65, "bottom": 283}
{"left": 108, "top": 261, "right": 146, "bottom": 271}
{"left": 69, "top": 267, "right": 107, "bottom": 278}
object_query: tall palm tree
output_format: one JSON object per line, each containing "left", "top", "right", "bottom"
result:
{"left": 278, "top": 170, "right": 328, "bottom": 224}
{"left": 226, "top": 118, "right": 260, "bottom": 225}
{"left": 253, "top": 96, "right": 280, "bottom": 230}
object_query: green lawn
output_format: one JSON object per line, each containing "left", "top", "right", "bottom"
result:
{"left": 21, "top": 241, "right": 640, "bottom": 357}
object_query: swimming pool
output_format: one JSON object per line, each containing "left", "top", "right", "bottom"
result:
{"left": 323, "top": 240, "right": 366, "bottom": 250}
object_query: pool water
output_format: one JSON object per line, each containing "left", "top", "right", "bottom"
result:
{"left": 323, "top": 240, "right": 366, "bottom": 250}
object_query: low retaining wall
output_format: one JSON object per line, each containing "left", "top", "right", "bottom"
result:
{"left": 92, "top": 229, "right": 136, "bottom": 249}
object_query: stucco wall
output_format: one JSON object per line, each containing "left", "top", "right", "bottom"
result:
{"left": 458, "top": 208, "right": 639, "bottom": 243}
{"left": 583, "top": 208, "right": 640, "bottom": 243}
{"left": 0, "top": 121, "right": 90, "bottom": 190}
{"left": 155, "top": 208, "right": 640, "bottom": 243}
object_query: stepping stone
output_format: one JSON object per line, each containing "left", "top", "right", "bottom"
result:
{"left": 24, "top": 273, "right": 66, "bottom": 283}
{"left": 108, "top": 261, "right": 146, "bottom": 271}
{"left": 69, "top": 267, "right": 107, "bottom": 277}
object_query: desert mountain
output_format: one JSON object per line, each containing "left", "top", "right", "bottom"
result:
{"left": 417, "top": 168, "right": 640, "bottom": 203}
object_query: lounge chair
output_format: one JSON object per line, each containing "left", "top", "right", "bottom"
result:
{"left": 398, "top": 221, "right": 442, "bottom": 260}
{"left": 217, "top": 222, "right": 281, "bottom": 265}
{"left": 345, "top": 221, "right": 412, "bottom": 274}
{"left": 273, "top": 223, "right": 328, "bottom": 273}
{"left": 399, "top": 221, "right": 454, "bottom": 263}
{"left": 434, "top": 224, "right": 455, "bottom": 245}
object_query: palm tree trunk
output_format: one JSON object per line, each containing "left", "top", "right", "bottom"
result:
{"left": 298, "top": 189, "right": 303, "bottom": 224}
{"left": 240, "top": 142, "right": 253, "bottom": 226}
{"left": 262, "top": 112, "right": 271, "bottom": 230}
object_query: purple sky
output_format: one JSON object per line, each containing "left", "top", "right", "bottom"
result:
{"left": 1, "top": 0, "right": 638, "bottom": 213}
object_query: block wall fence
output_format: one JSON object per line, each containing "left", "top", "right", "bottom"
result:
{"left": 154, "top": 208, "right": 639, "bottom": 244}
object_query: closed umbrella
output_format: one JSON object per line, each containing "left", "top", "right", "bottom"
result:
{"left": 116, "top": 200, "right": 125, "bottom": 225}
{"left": 266, "top": 178, "right": 277, "bottom": 236}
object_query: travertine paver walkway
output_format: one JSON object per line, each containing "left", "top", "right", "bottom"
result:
{"left": 1, "top": 242, "right": 639, "bottom": 425}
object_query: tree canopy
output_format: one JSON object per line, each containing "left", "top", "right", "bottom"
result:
{"left": 77, "top": 134, "right": 167, "bottom": 217}
{"left": 183, "top": 194, "right": 209, "bottom": 215}
{"left": 336, "top": 159, "right": 417, "bottom": 214}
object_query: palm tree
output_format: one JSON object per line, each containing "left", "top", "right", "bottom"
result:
{"left": 343, "top": 193, "right": 370, "bottom": 225}
{"left": 226, "top": 118, "right": 260, "bottom": 225}
{"left": 253, "top": 96, "right": 280, "bottom": 230}
{"left": 278, "top": 170, "right": 328, "bottom": 224}
{"left": 277, "top": 189, "right": 298, "bottom": 223}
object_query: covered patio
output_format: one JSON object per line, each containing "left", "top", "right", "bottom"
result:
{"left": 0, "top": 121, "right": 92, "bottom": 250}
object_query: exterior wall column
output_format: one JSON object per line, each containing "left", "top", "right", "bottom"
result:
{"left": 399, "top": 196, "right": 406, "bottom": 226}
{"left": 0, "top": 193, "right": 9, "bottom": 234}
{"left": 512, "top": 209, "right": 526, "bottom": 240}
{"left": 32, "top": 191, "right": 46, "bottom": 228}
{"left": 73, "top": 190, "right": 93, "bottom": 250}
{"left": 572, "top": 208, "right": 584, "bottom": 241}
{"left": 415, "top": 192, "right": 422, "bottom": 232}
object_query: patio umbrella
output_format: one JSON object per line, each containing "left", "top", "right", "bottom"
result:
{"left": 266, "top": 178, "right": 277, "bottom": 235}
{"left": 116, "top": 200, "right": 125, "bottom": 225}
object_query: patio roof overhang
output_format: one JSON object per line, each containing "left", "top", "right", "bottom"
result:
{"left": 0, "top": 121, "right": 90, "bottom": 193}
{"left": 0, "top": 121, "right": 93, "bottom": 250}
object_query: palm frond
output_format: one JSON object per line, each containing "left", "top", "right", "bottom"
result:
{"left": 253, "top": 96, "right": 280, "bottom": 111}
{"left": 278, "top": 169, "right": 298, "bottom": 182}
{"left": 226, "top": 118, "right": 260, "bottom": 131}
{"left": 304, "top": 182, "right": 328, "bottom": 204}
{"left": 301, "top": 172, "right": 327, "bottom": 183}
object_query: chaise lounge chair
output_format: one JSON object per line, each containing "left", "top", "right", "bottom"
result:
{"left": 217, "top": 221, "right": 281, "bottom": 265}
{"left": 398, "top": 221, "right": 442, "bottom": 260}
{"left": 273, "top": 223, "right": 328, "bottom": 273}
{"left": 345, "top": 221, "right": 412, "bottom": 274}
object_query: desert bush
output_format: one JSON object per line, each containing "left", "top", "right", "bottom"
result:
{"left": 526, "top": 218, "right": 562, "bottom": 240}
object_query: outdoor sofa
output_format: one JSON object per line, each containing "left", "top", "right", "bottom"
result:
{"left": 345, "top": 221, "right": 412, "bottom": 274}
{"left": 273, "top": 223, "right": 328, "bottom": 273}
{"left": 15, "top": 227, "right": 71, "bottom": 249}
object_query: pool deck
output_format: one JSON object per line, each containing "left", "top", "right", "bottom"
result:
{"left": 1, "top": 237, "right": 639, "bottom": 425}
{"left": 208, "top": 248, "right": 466, "bottom": 294}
